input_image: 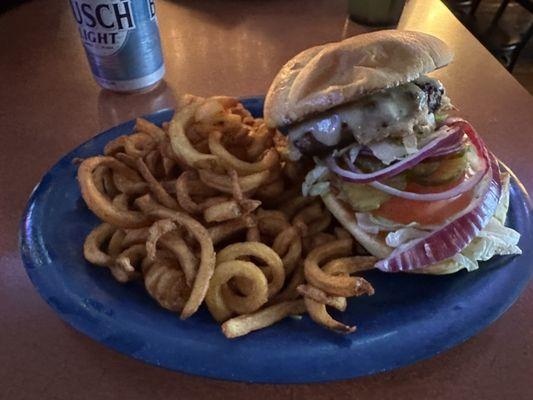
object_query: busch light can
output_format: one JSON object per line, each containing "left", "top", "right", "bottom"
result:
{"left": 70, "top": 0, "right": 165, "bottom": 92}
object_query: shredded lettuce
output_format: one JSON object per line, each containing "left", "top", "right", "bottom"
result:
{"left": 308, "top": 182, "right": 330, "bottom": 196}
{"left": 368, "top": 139, "right": 410, "bottom": 165}
{"left": 421, "top": 254, "right": 476, "bottom": 275}
{"left": 494, "top": 173, "right": 511, "bottom": 223}
{"left": 347, "top": 145, "right": 361, "bottom": 163}
{"left": 364, "top": 134, "right": 419, "bottom": 165}
{"left": 355, "top": 172, "right": 521, "bottom": 274}
{"left": 332, "top": 144, "right": 360, "bottom": 160}
{"left": 465, "top": 218, "right": 521, "bottom": 260}
{"left": 287, "top": 141, "right": 303, "bottom": 161}
{"left": 385, "top": 226, "right": 427, "bottom": 248}
{"left": 357, "top": 213, "right": 439, "bottom": 232}
{"left": 418, "top": 172, "right": 520, "bottom": 274}
{"left": 302, "top": 163, "right": 330, "bottom": 196}
{"left": 355, "top": 213, "right": 382, "bottom": 235}
{"left": 402, "top": 134, "right": 418, "bottom": 154}
{"left": 435, "top": 113, "right": 449, "bottom": 124}
{"left": 419, "top": 219, "right": 521, "bottom": 274}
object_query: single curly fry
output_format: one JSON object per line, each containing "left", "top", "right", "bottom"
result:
{"left": 111, "top": 193, "right": 130, "bottom": 211}
{"left": 124, "top": 132, "right": 156, "bottom": 158}
{"left": 272, "top": 226, "right": 302, "bottom": 275}
{"left": 207, "top": 216, "right": 255, "bottom": 245}
{"left": 175, "top": 170, "right": 202, "bottom": 214}
{"left": 203, "top": 200, "right": 241, "bottom": 222}
{"left": 107, "top": 229, "right": 126, "bottom": 258}
{"left": 198, "top": 195, "right": 232, "bottom": 210}
{"left": 203, "top": 199, "right": 260, "bottom": 223}
{"left": 198, "top": 168, "right": 270, "bottom": 194}
{"left": 323, "top": 256, "right": 377, "bottom": 277}
{"left": 205, "top": 260, "right": 268, "bottom": 322}
{"left": 145, "top": 219, "right": 198, "bottom": 286}
{"left": 256, "top": 209, "right": 290, "bottom": 237}
{"left": 146, "top": 219, "right": 178, "bottom": 262}
{"left": 136, "top": 158, "right": 179, "bottom": 210}
{"left": 169, "top": 98, "right": 219, "bottom": 169}
{"left": 217, "top": 242, "right": 285, "bottom": 298}
{"left": 208, "top": 130, "right": 280, "bottom": 175}
{"left": 280, "top": 195, "right": 315, "bottom": 220}
{"left": 246, "top": 122, "right": 274, "bottom": 160}
{"left": 135, "top": 118, "right": 167, "bottom": 142}
{"left": 246, "top": 226, "right": 261, "bottom": 242}
{"left": 304, "top": 297, "right": 355, "bottom": 334}
{"left": 113, "top": 244, "right": 145, "bottom": 283}
{"left": 122, "top": 227, "right": 150, "bottom": 247}
{"left": 303, "top": 232, "right": 336, "bottom": 255}
{"left": 144, "top": 149, "right": 163, "bottom": 178}
{"left": 103, "top": 135, "right": 128, "bottom": 155}
{"left": 83, "top": 223, "right": 116, "bottom": 266}
{"left": 221, "top": 299, "right": 306, "bottom": 339}
{"left": 144, "top": 260, "right": 191, "bottom": 312}
{"left": 271, "top": 264, "right": 305, "bottom": 303}
{"left": 78, "top": 157, "right": 151, "bottom": 228}
{"left": 297, "top": 285, "right": 347, "bottom": 311}
{"left": 92, "top": 166, "right": 109, "bottom": 196}
{"left": 159, "top": 231, "right": 198, "bottom": 287}
{"left": 141, "top": 206, "right": 216, "bottom": 319}
{"left": 112, "top": 170, "right": 149, "bottom": 195}
{"left": 255, "top": 178, "right": 285, "bottom": 203}
{"left": 293, "top": 201, "right": 331, "bottom": 237}
{"left": 304, "top": 239, "right": 375, "bottom": 297}
{"left": 334, "top": 227, "right": 352, "bottom": 240}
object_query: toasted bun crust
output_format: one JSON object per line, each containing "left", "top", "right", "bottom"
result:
{"left": 264, "top": 30, "right": 453, "bottom": 128}
{"left": 321, "top": 193, "right": 392, "bottom": 258}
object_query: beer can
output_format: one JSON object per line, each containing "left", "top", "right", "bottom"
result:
{"left": 70, "top": 0, "right": 165, "bottom": 92}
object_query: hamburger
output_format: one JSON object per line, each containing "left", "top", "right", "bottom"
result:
{"left": 264, "top": 30, "right": 521, "bottom": 274}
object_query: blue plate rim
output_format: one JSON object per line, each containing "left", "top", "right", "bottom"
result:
{"left": 18, "top": 98, "right": 533, "bottom": 384}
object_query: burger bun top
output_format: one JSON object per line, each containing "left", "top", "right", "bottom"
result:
{"left": 264, "top": 30, "right": 453, "bottom": 128}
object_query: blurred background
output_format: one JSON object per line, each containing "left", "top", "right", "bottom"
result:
{"left": 2, "top": 0, "right": 531, "bottom": 93}
{"left": 443, "top": 0, "right": 533, "bottom": 92}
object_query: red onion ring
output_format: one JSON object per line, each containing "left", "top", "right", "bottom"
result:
{"left": 327, "top": 125, "right": 463, "bottom": 184}
{"left": 367, "top": 167, "right": 486, "bottom": 201}
{"left": 376, "top": 121, "right": 502, "bottom": 272}
{"left": 342, "top": 143, "right": 486, "bottom": 202}
{"left": 358, "top": 147, "right": 373, "bottom": 156}
{"left": 428, "top": 138, "right": 466, "bottom": 159}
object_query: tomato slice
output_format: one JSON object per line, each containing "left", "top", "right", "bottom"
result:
{"left": 372, "top": 178, "right": 474, "bottom": 226}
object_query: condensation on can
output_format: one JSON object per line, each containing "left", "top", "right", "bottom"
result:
{"left": 70, "top": 0, "right": 165, "bottom": 93}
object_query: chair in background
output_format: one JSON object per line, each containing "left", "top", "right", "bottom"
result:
{"left": 445, "top": 0, "right": 483, "bottom": 16}
{"left": 445, "top": 0, "right": 533, "bottom": 71}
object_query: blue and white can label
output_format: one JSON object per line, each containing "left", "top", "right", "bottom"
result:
{"left": 70, "top": 0, "right": 165, "bottom": 92}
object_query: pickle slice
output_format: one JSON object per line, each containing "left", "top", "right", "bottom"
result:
{"left": 341, "top": 184, "right": 390, "bottom": 212}
{"left": 340, "top": 174, "right": 406, "bottom": 212}
{"left": 411, "top": 154, "right": 467, "bottom": 186}
{"left": 355, "top": 155, "right": 385, "bottom": 173}
{"left": 408, "top": 161, "right": 440, "bottom": 178}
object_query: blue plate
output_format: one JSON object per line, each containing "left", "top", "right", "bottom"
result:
{"left": 20, "top": 97, "right": 533, "bottom": 383}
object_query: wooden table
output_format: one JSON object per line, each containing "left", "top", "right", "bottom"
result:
{"left": 1, "top": 0, "right": 532, "bottom": 399}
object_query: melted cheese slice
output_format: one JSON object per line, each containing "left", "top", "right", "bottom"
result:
{"left": 288, "top": 81, "right": 437, "bottom": 148}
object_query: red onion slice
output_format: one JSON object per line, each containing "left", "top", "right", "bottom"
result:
{"left": 358, "top": 146, "right": 373, "bottom": 156}
{"left": 327, "top": 125, "right": 463, "bottom": 183}
{"left": 376, "top": 121, "right": 502, "bottom": 272}
{"left": 367, "top": 168, "right": 485, "bottom": 201}
{"left": 342, "top": 148, "right": 486, "bottom": 202}
{"left": 429, "top": 138, "right": 467, "bottom": 159}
